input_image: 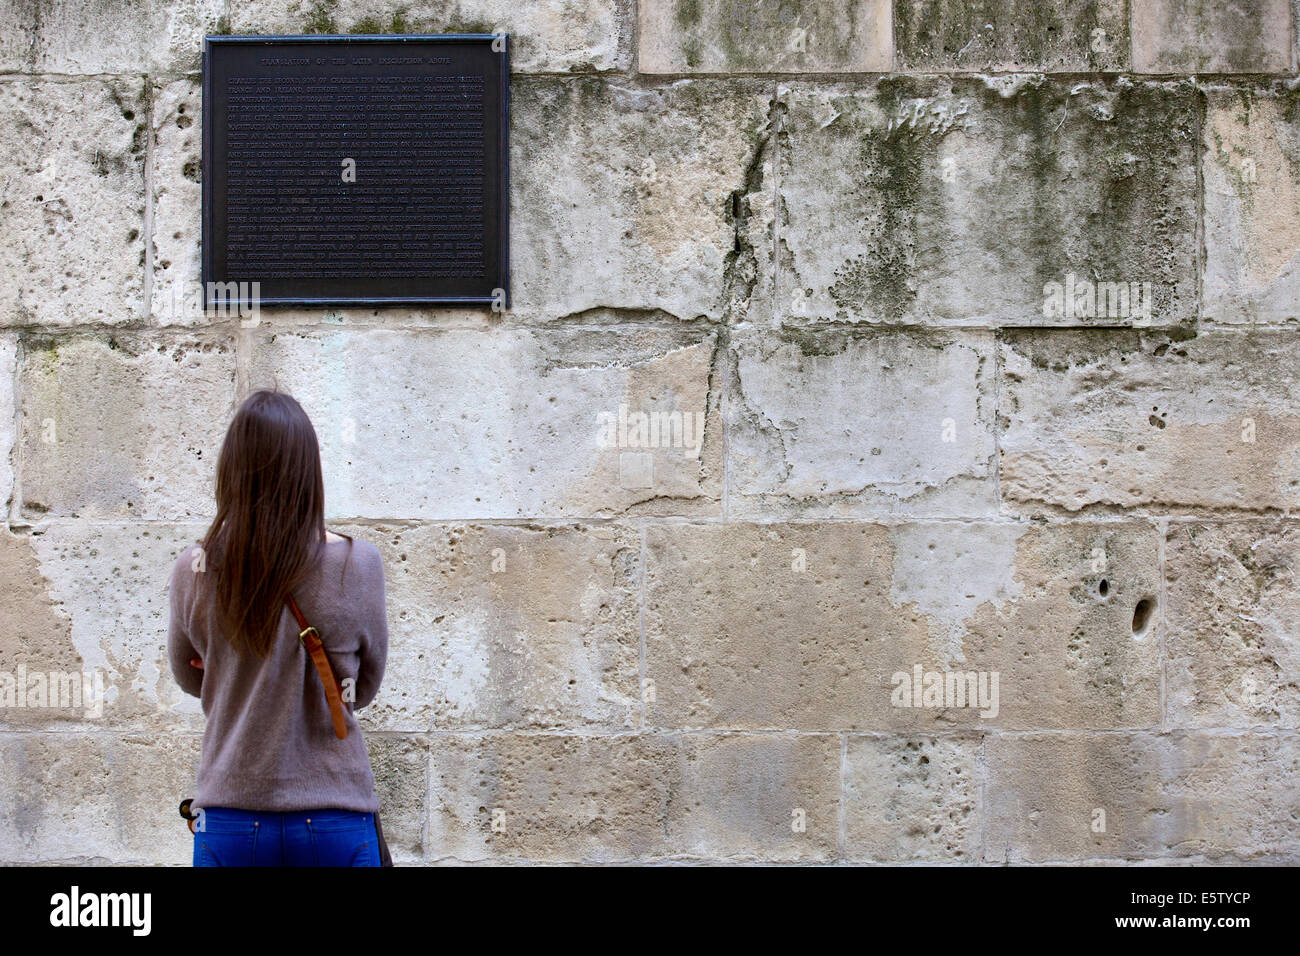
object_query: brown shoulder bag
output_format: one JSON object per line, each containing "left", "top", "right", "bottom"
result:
{"left": 285, "top": 593, "right": 393, "bottom": 867}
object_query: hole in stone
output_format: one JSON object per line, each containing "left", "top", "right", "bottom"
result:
{"left": 1098, "top": 579, "right": 1108, "bottom": 597}
{"left": 1131, "top": 598, "right": 1155, "bottom": 638}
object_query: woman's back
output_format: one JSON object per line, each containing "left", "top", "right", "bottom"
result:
{"left": 168, "top": 534, "right": 388, "bottom": 814}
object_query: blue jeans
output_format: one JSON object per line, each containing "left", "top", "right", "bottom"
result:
{"left": 192, "top": 806, "right": 381, "bottom": 867}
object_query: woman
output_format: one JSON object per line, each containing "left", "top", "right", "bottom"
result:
{"left": 167, "top": 389, "right": 389, "bottom": 866}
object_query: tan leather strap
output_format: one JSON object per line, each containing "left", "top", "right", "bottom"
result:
{"left": 286, "top": 593, "right": 348, "bottom": 740}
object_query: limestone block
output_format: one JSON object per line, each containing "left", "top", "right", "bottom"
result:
{"left": 638, "top": 0, "right": 892, "bottom": 74}
{"left": 667, "top": 732, "right": 840, "bottom": 860}
{"left": 843, "top": 734, "right": 982, "bottom": 861}
{"left": 230, "top": 0, "right": 631, "bottom": 73}
{"left": 1132, "top": 0, "right": 1291, "bottom": 74}
{"left": 0, "top": 732, "right": 201, "bottom": 864}
{"left": 18, "top": 333, "right": 237, "bottom": 519}
{"left": 427, "top": 732, "right": 681, "bottom": 861}
{"left": 727, "top": 328, "right": 996, "bottom": 517}
{"left": 512, "top": 77, "right": 775, "bottom": 323}
{"left": 895, "top": 0, "right": 1128, "bottom": 72}
{"left": 1203, "top": 85, "right": 1300, "bottom": 324}
{"left": 0, "top": 80, "right": 146, "bottom": 326}
{"left": 778, "top": 77, "right": 1198, "bottom": 326}
{"left": 1165, "top": 521, "right": 1300, "bottom": 728}
{"left": 985, "top": 732, "right": 1300, "bottom": 862}
{"left": 0, "top": 0, "right": 224, "bottom": 74}
{"left": 999, "top": 330, "right": 1300, "bottom": 512}
{"left": 643, "top": 521, "right": 1161, "bottom": 731}
{"left": 427, "top": 731, "right": 839, "bottom": 861}
{"left": 19, "top": 521, "right": 209, "bottom": 731}
{"left": 332, "top": 522, "right": 641, "bottom": 732}
{"left": 243, "top": 326, "right": 721, "bottom": 519}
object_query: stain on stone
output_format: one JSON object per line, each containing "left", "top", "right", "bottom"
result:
{"left": 828, "top": 78, "right": 949, "bottom": 321}
{"left": 0, "top": 530, "right": 82, "bottom": 727}
{"left": 302, "top": 0, "right": 338, "bottom": 34}
{"left": 897, "top": 0, "right": 1124, "bottom": 72}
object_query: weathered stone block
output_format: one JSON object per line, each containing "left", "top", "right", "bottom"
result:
{"left": 1165, "top": 521, "right": 1300, "bottom": 728}
{"left": 985, "top": 732, "right": 1300, "bottom": 862}
{"left": 244, "top": 327, "right": 720, "bottom": 519}
{"left": 513, "top": 77, "right": 775, "bottom": 323}
{"left": 778, "top": 77, "right": 1198, "bottom": 326}
{"left": 0, "top": 80, "right": 146, "bottom": 326}
{"left": 669, "top": 732, "right": 840, "bottom": 860}
{"left": 427, "top": 732, "right": 681, "bottom": 861}
{"left": 333, "top": 522, "right": 641, "bottom": 732}
{"left": 0, "top": 0, "right": 224, "bottom": 73}
{"left": 367, "top": 733, "right": 430, "bottom": 863}
{"left": 0, "top": 335, "right": 14, "bottom": 512}
{"left": 727, "top": 328, "right": 996, "bottom": 517}
{"left": 895, "top": 0, "right": 1128, "bottom": 72}
{"left": 19, "top": 521, "right": 208, "bottom": 731}
{"left": 639, "top": 0, "right": 892, "bottom": 74}
{"left": 18, "top": 333, "right": 237, "bottom": 519}
{"left": 1203, "top": 85, "right": 1300, "bottom": 324}
{"left": 230, "top": 0, "right": 631, "bottom": 73}
{"left": 843, "top": 734, "right": 982, "bottom": 861}
{"left": 0, "top": 733, "right": 200, "bottom": 864}
{"left": 1132, "top": 0, "right": 1291, "bottom": 74}
{"left": 427, "top": 731, "right": 839, "bottom": 861}
{"left": 643, "top": 521, "right": 1161, "bottom": 731}
{"left": 0, "top": 527, "right": 84, "bottom": 731}
{"left": 1000, "top": 330, "right": 1300, "bottom": 512}
{"left": 151, "top": 78, "right": 204, "bottom": 326}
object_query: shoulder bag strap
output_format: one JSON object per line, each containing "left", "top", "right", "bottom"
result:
{"left": 285, "top": 593, "right": 349, "bottom": 740}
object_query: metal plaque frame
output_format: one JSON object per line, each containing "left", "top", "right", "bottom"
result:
{"left": 202, "top": 34, "right": 510, "bottom": 309}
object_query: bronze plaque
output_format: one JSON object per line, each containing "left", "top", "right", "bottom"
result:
{"left": 202, "top": 35, "right": 509, "bottom": 308}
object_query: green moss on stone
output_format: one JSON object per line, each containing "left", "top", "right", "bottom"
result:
{"left": 441, "top": 15, "right": 499, "bottom": 35}
{"left": 303, "top": 1, "right": 338, "bottom": 34}
{"left": 828, "top": 78, "right": 943, "bottom": 321}
{"left": 683, "top": 38, "right": 701, "bottom": 69}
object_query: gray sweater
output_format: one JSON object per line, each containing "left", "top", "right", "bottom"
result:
{"left": 167, "top": 537, "right": 388, "bottom": 812}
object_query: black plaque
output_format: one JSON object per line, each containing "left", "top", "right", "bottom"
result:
{"left": 202, "top": 35, "right": 509, "bottom": 308}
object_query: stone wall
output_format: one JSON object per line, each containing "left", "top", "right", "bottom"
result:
{"left": 1, "top": 0, "right": 1298, "bottom": 864}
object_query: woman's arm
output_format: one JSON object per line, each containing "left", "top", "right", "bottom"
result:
{"left": 167, "top": 550, "right": 204, "bottom": 698}
{"left": 353, "top": 546, "right": 389, "bottom": 710}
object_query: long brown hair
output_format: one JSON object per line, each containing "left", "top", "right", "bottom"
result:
{"left": 201, "top": 389, "right": 329, "bottom": 657}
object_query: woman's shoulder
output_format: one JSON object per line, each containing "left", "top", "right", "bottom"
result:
{"left": 326, "top": 533, "right": 384, "bottom": 577}
{"left": 170, "top": 542, "right": 205, "bottom": 581}
{"left": 167, "top": 542, "right": 208, "bottom": 601}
